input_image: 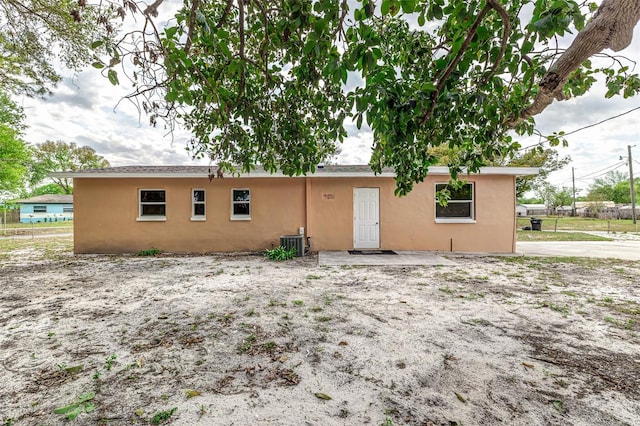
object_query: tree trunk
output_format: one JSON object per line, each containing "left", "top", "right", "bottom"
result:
{"left": 509, "top": 0, "right": 640, "bottom": 127}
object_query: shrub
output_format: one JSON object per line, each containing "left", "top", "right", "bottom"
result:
{"left": 136, "top": 247, "right": 161, "bottom": 256}
{"left": 264, "top": 246, "right": 296, "bottom": 261}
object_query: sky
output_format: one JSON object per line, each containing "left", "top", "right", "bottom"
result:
{"left": 15, "top": 4, "right": 640, "bottom": 198}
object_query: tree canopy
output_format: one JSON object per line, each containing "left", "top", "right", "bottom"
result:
{"left": 0, "top": 92, "right": 30, "bottom": 196}
{"left": 30, "top": 140, "right": 110, "bottom": 193}
{"left": 587, "top": 170, "right": 639, "bottom": 203}
{"left": 0, "top": 0, "right": 113, "bottom": 96}
{"left": 6, "top": 1, "right": 639, "bottom": 194}
{"left": 92, "top": 0, "right": 639, "bottom": 194}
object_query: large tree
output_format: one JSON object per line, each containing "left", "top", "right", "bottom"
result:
{"left": 587, "top": 170, "right": 639, "bottom": 203}
{"left": 93, "top": 0, "right": 639, "bottom": 194}
{"left": 12, "top": 1, "right": 637, "bottom": 193}
{"left": 0, "top": 125, "right": 30, "bottom": 195}
{"left": 0, "top": 91, "right": 30, "bottom": 195}
{"left": 506, "top": 148, "right": 571, "bottom": 198}
{"left": 30, "top": 140, "right": 110, "bottom": 193}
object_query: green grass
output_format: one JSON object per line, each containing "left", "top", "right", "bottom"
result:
{"left": 517, "top": 216, "right": 639, "bottom": 233}
{"left": 2, "top": 220, "right": 74, "bottom": 229}
{"left": 517, "top": 230, "right": 612, "bottom": 241}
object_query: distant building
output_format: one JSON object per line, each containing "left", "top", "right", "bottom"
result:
{"left": 520, "top": 204, "right": 549, "bottom": 216}
{"left": 515, "top": 205, "right": 528, "bottom": 216}
{"left": 14, "top": 195, "right": 73, "bottom": 223}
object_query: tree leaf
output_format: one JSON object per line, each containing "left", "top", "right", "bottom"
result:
{"left": 455, "top": 392, "right": 467, "bottom": 403}
{"left": 107, "top": 69, "right": 119, "bottom": 86}
{"left": 314, "top": 392, "right": 332, "bottom": 400}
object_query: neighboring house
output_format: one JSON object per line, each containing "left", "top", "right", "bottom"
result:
{"left": 618, "top": 205, "right": 640, "bottom": 220}
{"left": 51, "top": 165, "right": 537, "bottom": 254}
{"left": 515, "top": 205, "right": 528, "bottom": 216}
{"left": 556, "top": 201, "right": 617, "bottom": 217}
{"left": 520, "top": 203, "right": 549, "bottom": 216}
{"left": 14, "top": 195, "right": 74, "bottom": 223}
{"left": 555, "top": 205, "right": 573, "bottom": 216}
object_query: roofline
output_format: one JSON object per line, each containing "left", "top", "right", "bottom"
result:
{"left": 50, "top": 167, "right": 539, "bottom": 179}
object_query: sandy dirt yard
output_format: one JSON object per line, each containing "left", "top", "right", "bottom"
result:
{"left": 1, "top": 237, "right": 639, "bottom": 426}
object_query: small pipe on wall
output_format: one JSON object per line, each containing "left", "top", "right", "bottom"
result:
{"left": 450, "top": 238, "right": 453, "bottom": 252}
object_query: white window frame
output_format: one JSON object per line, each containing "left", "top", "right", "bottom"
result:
{"left": 137, "top": 189, "right": 167, "bottom": 221}
{"left": 434, "top": 182, "right": 476, "bottom": 224}
{"left": 191, "top": 188, "right": 206, "bottom": 221}
{"left": 33, "top": 205, "right": 47, "bottom": 213}
{"left": 231, "top": 188, "right": 251, "bottom": 220}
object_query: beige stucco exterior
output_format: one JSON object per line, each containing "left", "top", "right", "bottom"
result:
{"left": 72, "top": 172, "right": 519, "bottom": 254}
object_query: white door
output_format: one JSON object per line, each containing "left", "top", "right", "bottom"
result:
{"left": 354, "top": 188, "right": 380, "bottom": 249}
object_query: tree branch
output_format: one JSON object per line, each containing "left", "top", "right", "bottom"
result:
{"left": 421, "top": 2, "right": 492, "bottom": 125}
{"left": 508, "top": 0, "right": 640, "bottom": 127}
{"left": 184, "top": 0, "right": 200, "bottom": 54}
{"left": 483, "top": 0, "right": 511, "bottom": 83}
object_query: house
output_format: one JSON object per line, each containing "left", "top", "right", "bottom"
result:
{"left": 556, "top": 201, "right": 617, "bottom": 217}
{"left": 14, "top": 194, "right": 74, "bottom": 223}
{"left": 51, "top": 165, "right": 537, "bottom": 254}
{"left": 515, "top": 205, "right": 528, "bottom": 216}
{"left": 520, "top": 203, "right": 549, "bottom": 216}
{"left": 618, "top": 205, "right": 640, "bottom": 220}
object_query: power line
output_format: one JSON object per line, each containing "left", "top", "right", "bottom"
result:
{"left": 561, "top": 105, "right": 640, "bottom": 138}
{"left": 517, "top": 105, "right": 640, "bottom": 152}
{"left": 575, "top": 163, "right": 627, "bottom": 182}
{"left": 574, "top": 161, "right": 626, "bottom": 180}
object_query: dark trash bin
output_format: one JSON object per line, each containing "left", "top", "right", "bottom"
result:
{"left": 530, "top": 218, "right": 543, "bottom": 231}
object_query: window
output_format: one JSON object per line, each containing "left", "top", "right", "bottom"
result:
{"left": 33, "top": 205, "right": 47, "bottom": 213}
{"left": 63, "top": 206, "right": 73, "bottom": 213}
{"left": 435, "top": 183, "right": 475, "bottom": 223}
{"left": 231, "top": 189, "right": 250, "bottom": 220}
{"left": 192, "top": 189, "right": 205, "bottom": 220}
{"left": 138, "top": 189, "right": 166, "bottom": 221}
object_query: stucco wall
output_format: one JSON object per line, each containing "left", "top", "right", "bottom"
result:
{"left": 307, "top": 175, "right": 516, "bottom": 253}
{"left": 73, "top": 178, "right": 306, "bottom": 253}
{"left": 73, "top": 174, "right": 516, "bottom": 254}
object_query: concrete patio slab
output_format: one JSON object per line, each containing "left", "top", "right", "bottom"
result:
{"left": 318, "top": 250, "right": 459, "bottom": 266}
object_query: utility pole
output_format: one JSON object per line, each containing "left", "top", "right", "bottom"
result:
{"left": 571, "top": 166, "right": 577, "bottom": 217}
{"left": 628, "top": 145, "right": 636, "bottom": 224}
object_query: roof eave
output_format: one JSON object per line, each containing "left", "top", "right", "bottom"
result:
{"left": 50, "top": 167, "right": 539, "bottom": 179}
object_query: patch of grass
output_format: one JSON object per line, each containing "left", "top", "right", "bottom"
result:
{"left": 537, "top": 301, "right": 570, "bottom": 317}
{"left": 238, "top": 333, "right": 256, "bottom": 353}
{"left": 306, "top": 274, "right": 323, "bottom": 280}
{"left": 315, "top": 315, "right": 332, "bottom": 322}
{"left": 292, "top": 300, "right": 304, "bottom": 307}
{"left": 517, "top": 230, "right": 612, "bottom": 242}
{"left": 0, "top": 236, "right": 73, "bottom": 260}
{"left": 438, "top": 286, "right": 455, "bottom": 294}
{"left": 516, "top": 216, "right": 640, "bottom": 233}
{"left": 150, "top": 407, "right": 177, "bottom": 424}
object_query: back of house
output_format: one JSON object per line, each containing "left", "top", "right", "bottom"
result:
{"left": 52, "top": 165, "right": 537, "bottom": 254}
